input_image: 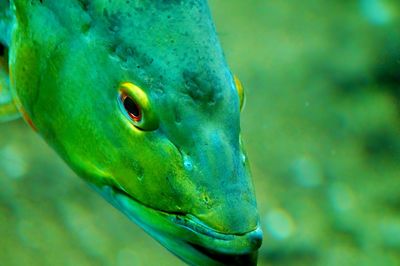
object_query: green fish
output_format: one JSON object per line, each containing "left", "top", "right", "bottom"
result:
{"left": 0, "top": 1, "right": 262, "bottom": 265}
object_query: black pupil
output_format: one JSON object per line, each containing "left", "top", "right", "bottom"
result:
{"left": 123, "top": 96, "right": 140, "bottom": 119}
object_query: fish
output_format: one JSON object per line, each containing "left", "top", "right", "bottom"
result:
{"left": 0, "top": 1, "right": 262, "bottom": 265}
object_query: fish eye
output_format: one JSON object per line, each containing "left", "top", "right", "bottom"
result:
{"left": 121, "top": 94, "right": 142, "bottom": 122}
{"left": 118, "top": 82, "right": 159, "bottom": 131}
{"left": 234, "top": 75, "right": 245, "bottom": 111}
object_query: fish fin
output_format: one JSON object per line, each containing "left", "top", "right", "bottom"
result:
{"left": 0, "top": 68, "right": 20, "bottom": 123}
{"left": 0, "top": 44, "right": 20, "bottom": 123}
{"left": 0, "top": 94, "right": 20, "bottom": 123}
{"left": 0, "top": 2, "right": 20, "bottom": 123}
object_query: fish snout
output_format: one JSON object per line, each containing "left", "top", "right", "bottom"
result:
{"left": 176, "top": 130, "right": 260, "bottom": 235}
{"left": 193, "top": 196, "right": 260, "bottom": 235}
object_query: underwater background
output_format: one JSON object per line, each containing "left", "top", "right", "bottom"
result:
{"left": 1, "top": 0, "right": 399, "bottom": 265}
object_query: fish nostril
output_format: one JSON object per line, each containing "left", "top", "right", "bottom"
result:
{"left": 183, "top": 154, "right": 193, "bottom": 171}
{"left": 241, "top": 153, "right": 246, "bottom": 164}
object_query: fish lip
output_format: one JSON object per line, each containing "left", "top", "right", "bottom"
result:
{"left": 93, "top": 184, "right": 263, "bottom": 261}
{"left": 187, "top": 242, "right": 259, "bottom": 266}
{"left": 171, "top": 213, "right": 260, "bottom": 241}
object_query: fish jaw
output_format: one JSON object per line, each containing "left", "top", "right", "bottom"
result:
{"left": 92, "top": 185, "right": 263, "bottom": 266}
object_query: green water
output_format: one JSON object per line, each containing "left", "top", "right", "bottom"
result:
{"left": 1, "top": 1, "right": 400, "bottom": 265}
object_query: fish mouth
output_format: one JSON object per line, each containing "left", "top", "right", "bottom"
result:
{"left": 92, "top": 185, "right": 262, "bottom": 266}
{"left": 187, "top": 242, "right": 259, "bottom": 266}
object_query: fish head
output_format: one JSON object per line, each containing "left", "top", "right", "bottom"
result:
{"left": 11, "top": 0, "right": 262, "bottom": 264}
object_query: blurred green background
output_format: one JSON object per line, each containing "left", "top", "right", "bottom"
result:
{"left": 1, "top": 0, "right": 400, "bottom": 265}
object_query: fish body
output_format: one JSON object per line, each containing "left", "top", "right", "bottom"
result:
{"left": 1, "top": 1, "right": 262, "bottom": 265}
